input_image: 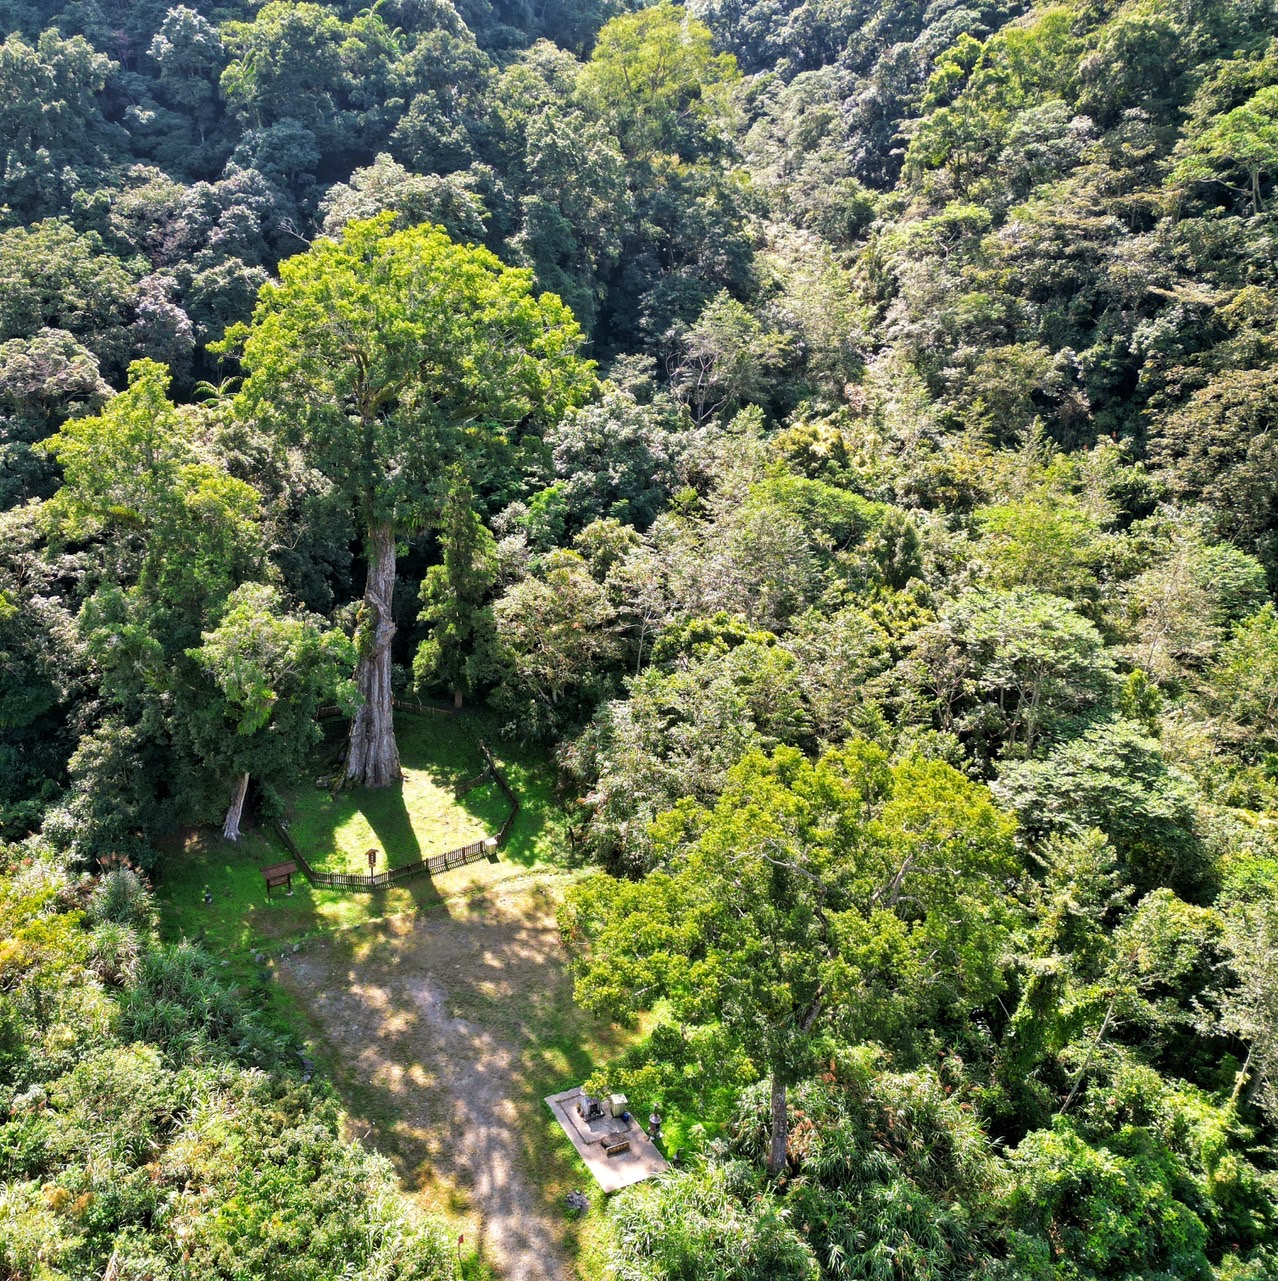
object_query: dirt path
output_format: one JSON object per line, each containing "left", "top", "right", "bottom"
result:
{"left": 276, "top": 876, "right": 617, "bottom": 1281}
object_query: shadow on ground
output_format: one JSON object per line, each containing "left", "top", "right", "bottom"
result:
{"left": 275, "top": 876, "right": 632, "bottom": 1281}
{"left": 286, "top": 714, "right": 514, "bottom": 875}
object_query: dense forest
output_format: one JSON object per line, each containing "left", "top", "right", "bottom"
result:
{"left": 5, "top": 0, "right": 1278, "bottom": 1275}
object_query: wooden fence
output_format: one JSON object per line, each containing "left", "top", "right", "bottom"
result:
{"left": 272, "top": 824, "right": 497, "bottom": 891}
{"left": 480, "top": 739, "right": 521, "bottom": 847}
{"left": 270, "top": 709, "right": 519, "bottom": 893}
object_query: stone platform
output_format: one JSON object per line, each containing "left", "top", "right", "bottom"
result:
{"left": 545, "top": 1086, "right": 668, "bottom": 1193}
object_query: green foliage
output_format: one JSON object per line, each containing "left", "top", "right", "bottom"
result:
{"left": 900, "top": 587, "right": 1115, "bottom": 761}
{"left": 609, "top": 1162, "right": 819, "bottom": 1281}
{"left": 220, "top": 2, "right": 371, "bottom": 145}
{"left": 493, "top": 548, "right": 621, "bottom": 737}
{"left": 235, "top": 215, "right": 594, "bottom": 532}
{"left": 563, "top": 634, "right": 811, "bottom": 871}
{"left": 1119, "top": 524, "right": 1269, "bottom": 681}
{"left": 668, "top": 291, "right": 791, "bottom": 424}
{"left": 512, "top": 104, "right": 629, "bottom": 333}
{"left": 1151, "top": 370, "right": 1278, "bottom": 582}
{"left": 0, "top": 842, "right": 456, "bottom": 1280}
{"left": 579, "top": 2, "right": 739, "bottom": 160}
{"left": 546, "top": 383, "right": 688, "bottom": 531}
{"left": 414, "top": 465, "right": 499, "bottom": 705}
{"left": 0, "top": 30, "right": 120, "bottom": 220}
{"left": 10, "top": 0, "right": 1278, "bottom": 1272}
{"left": 0, "top": 327, "right": 109, "bottom": 507}
{"left": 1206, "top": 605, "right": 1278, "bottom": 756}
{"left": 88, "top": 866, "right": 156, "bottom": 932}
{"left": 1217, "top": 900, "right": 1278, "bottom": 1124}
{"left": 563, "top": 744, "right": 1016, "bottom": 1154}
{"left": 731, "top": 1054, "right": 999, "bottom": 1280}
{"left": 186, "top": 581, "right": 357, "bottom": 804}
{"left": 906, "top": 9, "right": 1083, "bottom": 199}
{"left": 320, "top": 153, "right": 489, "bottom": 242}
{"left": 1175, "top": 84, "right": 1278, "bottom": 214}
{"left": 996, "top": 720, "right": 1204, "bottom": 897}
{"left": 0, "top": 221, "right": 140, "bottom": 378}
{"left": 1004, "top": 1120, "right": 1212, "bottom": 1279}
{"left": 34, "top": 361, "right": 293, "bottom": 854}
{"left": 976, "top": 496, "right": 1102, "bottom": 601}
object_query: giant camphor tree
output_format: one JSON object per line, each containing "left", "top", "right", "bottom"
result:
{"left": 232, "top": 215, "right": 593, "bottom": 787}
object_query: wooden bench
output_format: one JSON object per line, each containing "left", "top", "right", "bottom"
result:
{"left": 261, "top": 860, "right": 298, "bottom": 899}
{"left": 604, "top": 1139, "right": 631, "bottom": 1157}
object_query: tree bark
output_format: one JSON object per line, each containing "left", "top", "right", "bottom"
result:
{"left": 346, "top": 520, "right": 402, "bottom": 788}
{"left": 453, "top": 686, "right": 464, "bottom": 709}
{"left": 223, "top": 772, "right": 250, "bottom": 841}
{"left": 767, "top": 1069, "right": 788, "bottom": 1177}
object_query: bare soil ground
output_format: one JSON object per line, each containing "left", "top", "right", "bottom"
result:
{"left": 275, "top": 872, "right": 628, "bottom": 1281}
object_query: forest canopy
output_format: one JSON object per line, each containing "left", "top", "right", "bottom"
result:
{"left": 5, "top": 0, "right": 1278, "bottom": 1277}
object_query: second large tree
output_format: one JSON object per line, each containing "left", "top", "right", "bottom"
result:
{"left": 234, "top": 215, "right": 593, "bottom": 786}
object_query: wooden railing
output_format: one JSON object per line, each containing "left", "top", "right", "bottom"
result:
{"left": 481, "top": 739, "right": 521, "bottom": 847}
{"left": 272, "top": 827, "right": 497, "bottom": 891}
{"left": 315, "top": 697, "right": 456, "bottom": 723}
{"left": 271, "top": 706, "right": 519, "bottom": 894}
{"left": 393, "top": 697, "right": 457, "bottom": 718}
{"left": 454, "top": 766, "right": 494, "bottom": 799}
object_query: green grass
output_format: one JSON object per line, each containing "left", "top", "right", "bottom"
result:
{"left": 288, "top": 714, "right": 510, "bottom": 875}
{"left": 155, "top": 708, "right": 571, "bottom": 957}
{"left": 462, "top": 706, "right": 573, "bottom": 868}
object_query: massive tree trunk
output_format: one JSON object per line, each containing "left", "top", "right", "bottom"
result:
{"left": 346, "top": 520, "right": 402, "bottom": 788}
{"left": 223, "top": 772, "right": 250, "bottom": 841}
{"left": 767, "top": 1069, "right": 788, "bottom": 1177}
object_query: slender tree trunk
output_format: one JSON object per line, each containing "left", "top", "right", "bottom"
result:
{"left": 346, "top": 520, "right": 402, "bottom": 788}
{"left": 454, "top": 687, "right": 464, "bottom": 709}
{"left": 1059, "top": 995, "right": 1115, "bottom": 1116}
{"left": 223, "top": 772, "right": 250, "bottom": 841}
{"left": 1230, "top": 1043, "right": 1255, "bottom": 1105}
{"left": 767, "top": 1070, "right": 788, "bottom": 1177}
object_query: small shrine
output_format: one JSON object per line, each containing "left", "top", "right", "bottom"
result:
{"left": 544, "top": 1086, "right": 668, "bottom": 1193}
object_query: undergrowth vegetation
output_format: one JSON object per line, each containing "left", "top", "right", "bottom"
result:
{"left": 0, "top": 848, "right": 457, "bottom": 1278}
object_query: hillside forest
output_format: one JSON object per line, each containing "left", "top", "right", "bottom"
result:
{"left": 6, "top": 0, "right": 1278, "bottom": 1276}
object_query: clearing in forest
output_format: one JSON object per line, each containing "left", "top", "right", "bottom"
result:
{"left": 276, "top": 874, "right": 634, "bottom": 1281}
{"left": 156, "top": 714, "right": 565, "bottom": 954}
{"left": 287, "top": 712, "right": 511, "bottom": 875}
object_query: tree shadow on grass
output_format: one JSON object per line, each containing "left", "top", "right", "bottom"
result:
{"left": 395, "top": 711, "right": 555, "bottom": 870}
{"left": 464, "top": 754, "right": 568, "bottom": 870}
{"left": 358, "top": 781, "right": 424, "bottom": 866}
{"left": 291, "top": 710, "right": 566, "bottom": 876}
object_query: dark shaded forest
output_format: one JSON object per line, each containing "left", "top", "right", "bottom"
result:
{"left": 5, "top": 0, "right": 1278, "bottom": 1276}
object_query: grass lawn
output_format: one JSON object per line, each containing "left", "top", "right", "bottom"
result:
{"left": 155, "top": 708, "right": 573, "bottom": 957}
{"left": 153, "top": 710, "right": 639, "bottom": 1280}
{"left": 288, "top": 714, "right": 511, "bottom": 875}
